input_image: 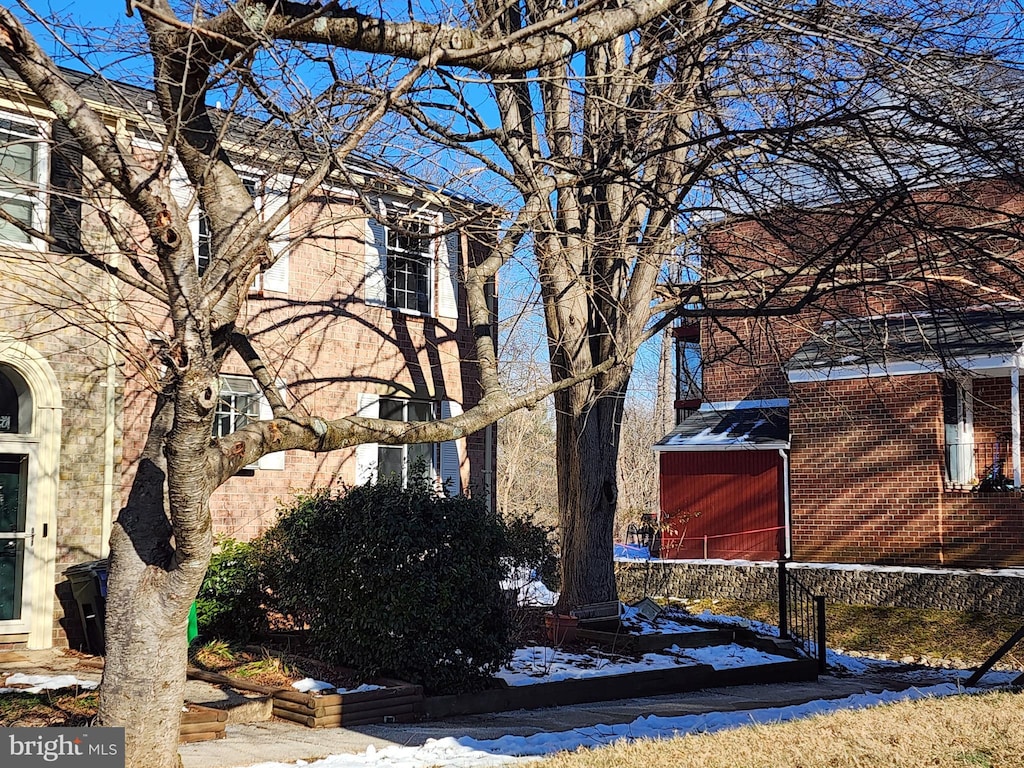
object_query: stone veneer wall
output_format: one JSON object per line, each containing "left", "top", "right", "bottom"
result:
{"left": 616, "top": 560, "right": 1024, "bottom": 615}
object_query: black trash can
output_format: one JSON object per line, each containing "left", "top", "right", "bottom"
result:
{"left": 65, "top": 559, "right": 108, "bottom": 654}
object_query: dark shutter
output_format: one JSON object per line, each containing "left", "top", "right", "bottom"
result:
{"left": 48, "top": 121, "right": 83, "bottom": 253}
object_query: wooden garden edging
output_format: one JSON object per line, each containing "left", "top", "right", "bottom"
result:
{"left": 576, "top": 627, "right": 738, "bottom": 653}
{"left": 271, "top": 682, "right": 424, "bottom": 728}
{"left": 186, "top": 665, "right": 423, "bottom": 729}
{"left": 179, "top": 704, "right": 227, "bottom": 743}
{"left": 423, "top": 657, "right": 818, "bottom": 720}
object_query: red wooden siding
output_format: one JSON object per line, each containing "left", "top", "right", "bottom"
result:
{"left": 659, "top": 450, "right": 785, "bottom": 560}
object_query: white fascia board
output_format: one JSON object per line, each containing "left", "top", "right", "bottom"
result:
{"left": 699, "top": 398, "right": 789, "bottom": 411}
{"left": 132, "top": 137, "right": 166, "bottom": 154}
{"left": 653, "top": 440, "right": 790, "bottom": 453}
{"left": 788, "top": 353, "right": 1020, "bottom": 383}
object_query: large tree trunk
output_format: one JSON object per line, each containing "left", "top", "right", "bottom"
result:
{"left": 98, "top": 392, "right": 212, "bottom": 768}
{"left": 554, "top": 383, "right": 626, "bottom": 612}
{"left": 99, "top": 562, "right": 192, "bottom": 768}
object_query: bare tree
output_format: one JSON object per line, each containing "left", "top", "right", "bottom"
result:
{"left": 496, "top": 318, "right": 559, "bottom": 528}
{"left": 0, "top": 4, "right": 658, "bottom": 765}
{"left": 617, "top": 400, "right": 662, "bottom": 539}
{"left": 2, "top": 2, "right": 1024, "bottom": 765}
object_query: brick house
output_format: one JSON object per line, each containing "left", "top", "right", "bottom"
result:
{"left": 655, "top": 181, "right": 1024, "bottom": 568}
{"left": 0, "top": 67, "right": 496, "bottom": 649}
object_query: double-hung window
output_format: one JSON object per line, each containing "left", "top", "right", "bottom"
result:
{"left": 377, "top": 397, "right": 435, "bottom": 484}
{"left": 355, "top": 395, "right": 462, "bottom": 492}
{"left": 364, "top": 204, "right": 460, "bottom": 320}
{"left": 386, "top": 220, "right": 432, "bottom": 314}
{"left": 0, "top": 119, "right": 43, "bottom": 245}
{"left": 213, "top": 375, "right": 261, "bottom": 439}
{"left": 169, "top": 165, "right": 288, "bottom": 292}
{"left": 212, "top": 375, "right": 286, "bottom": 471}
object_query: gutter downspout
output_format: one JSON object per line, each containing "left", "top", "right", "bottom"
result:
{"left": 484, "top": 422, "right": 495, "bottom": 514}
{"left": 779, "top": 447, "right": 792, "bottom": 559}
{"left": 1012, "top": 353, "right": 1022, "bottom": 488}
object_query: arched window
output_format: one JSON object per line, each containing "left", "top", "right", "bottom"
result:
{"left": 0, "top": 365, "right": 31, "bottom": 434}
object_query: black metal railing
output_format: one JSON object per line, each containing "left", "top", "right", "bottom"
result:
{"left": 945, "top": 438, "right": 1012, "bottom": 489}
{"left": 778, "top": 561, "right": 827, "bottom": 673}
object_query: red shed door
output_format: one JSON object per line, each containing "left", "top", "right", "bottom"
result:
{"left": 659, "top": 450, "right": 785, "bottom": 560}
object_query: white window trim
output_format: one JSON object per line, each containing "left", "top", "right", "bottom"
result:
{"left": 0, "top": 111, "right": 50, "bottom": 251}
{"left": 353, "top": 394, "right": 462, "bottom": 493}
{"left": 386, "top": 219, "right": 435, "bottom": 316}
{"left": 365, "top": 199, "right": 445, "bottom": 317}
{"left": 214, "top": 374, "right": 287, "bottom": 471}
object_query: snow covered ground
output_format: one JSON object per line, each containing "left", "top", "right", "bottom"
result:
{"left": 497, "top": 642, "right": 792, "bottom": 685}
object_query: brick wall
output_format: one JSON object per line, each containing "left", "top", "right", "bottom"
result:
{"left": 119, "top": 194, "right": 494, "bottom": 541}
{"left": 790, "top": 374, "right": 1024, "bottom": 568}
{"left": 699, "top": 178, "right": 1024, "bottom": 406}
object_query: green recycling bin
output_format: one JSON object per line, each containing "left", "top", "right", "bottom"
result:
{"left": 188, "top": 601, "right": 198, "bottom": 644}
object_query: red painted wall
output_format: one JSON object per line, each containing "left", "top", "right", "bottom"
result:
{"left": 659, "top": 450, "right": 785, "bottom": 560}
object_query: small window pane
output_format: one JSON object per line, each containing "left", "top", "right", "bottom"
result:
{"left": 407, "top": 443, "right": 433, "bottom": 481}
{"left": 0, "top": 137, "right": 36, "bottom": 186}
{"left": 378, "top": 446, "right": 404, "bottom": 479}
{"left": 379, "top": 397, "right": 404, "bottom": 421}
{"left": 408, "top": 401, "right": 432, "bottom": 422}
{"left": 0, "top": 199, "right": 32, "bottom": 243}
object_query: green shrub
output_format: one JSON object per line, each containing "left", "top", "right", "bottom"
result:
{"left": 195, "top": 537, "right": 265, "bottom": 643}
{"left": 503, "top": 510, "right": 559, "bottom": 591}
{"left": 260, "top": 477, "right": 515, "bottom": 693}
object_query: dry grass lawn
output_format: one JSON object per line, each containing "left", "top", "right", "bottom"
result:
{"left": 686, "top": 599, "right": 1024, "bottom": 668}
{"left": 533, "top": 691, "right": 1024, "bottom": 768}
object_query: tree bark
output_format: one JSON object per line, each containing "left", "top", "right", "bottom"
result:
{"left": 98, "top": 387, "right": 213, "bottom": 768}
{"left": 553, "top": 381, "right": 627, "bottom": 612}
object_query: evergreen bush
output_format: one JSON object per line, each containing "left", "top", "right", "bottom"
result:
{"left": 195, "top": 537, "right": 265, "bottom": 643}
{"left": 260, "top": 477, "right": 516, "bottom": 693}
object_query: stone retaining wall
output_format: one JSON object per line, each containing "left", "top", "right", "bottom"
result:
{"left": 616, "top": 560, "right": 1024, "bottom": 615}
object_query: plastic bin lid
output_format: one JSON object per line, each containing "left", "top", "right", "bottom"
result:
{"left": 64, "top": 559, "right": 109, "bottom": 576}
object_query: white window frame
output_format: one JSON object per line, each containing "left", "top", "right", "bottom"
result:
{"left": 354, "top": 394, "right": 462, "bottom": 493}
{"left": 0, "top": 113, "right": 48, "bottom": 250}
{"left": 366, "top": 201, "right": 452, "bottom": 318}
{"left": 214, "top": 375, "right": 261, "bottom": 440}
{"left": 943, "top": 377, "right": 975, "bottom": 486}
{"left": 376, "top": 397, "right": 436, "bottom": 486}
{"left": 214, "top": 374, "right": 286, "bottom": 471}
{"left": 385, "top": 219, "right": 434, "bottom": 315}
